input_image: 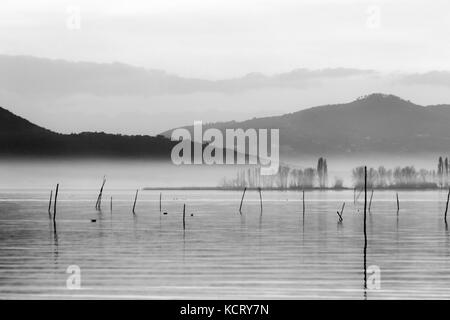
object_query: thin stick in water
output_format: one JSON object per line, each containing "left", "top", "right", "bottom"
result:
{"left": 183, "top": 203, "right": 186, "bottom": 230}
{"left": 445, "top": 188, "right": 450, "bottom": 223}
{"left": 239, "top": 187, "right": 247, "bottom": 214}
{"left": 302, "top": 189, "right": 305, "bottom": 221}
{"left": 396, "top": 192, "right": 400, "bottom": 213}
{"left": 95, "top": 176, "right": 106, "bottom": 210}
{"left": 258, "top": 187, "right": 263, "bottom": 215}
{"left": 110, "top": 196, "right": 113, "bottom": 213}
{"left": 132, "top": 189, "right": 139, "bottom": 215}
{"left": 53, "top": 183, "right": 59, "bottom": 222}
{"left": 159, "top": 192, "right": 162, "bottom": 213}
{"left": 364, "top": 166, "right": 368, "bottom": 291}
{"left": 336, "top": 202, "right": 345, "bottom": 222}
{"left": 48, "top": 190, "right": 53, "bottom": 218}
{"left": 369, "top": 189, "right": 374, "bottom": 212}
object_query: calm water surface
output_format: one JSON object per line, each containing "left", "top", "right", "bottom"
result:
{"left": 1, "top": 189, "right": 450, "bottom": 299}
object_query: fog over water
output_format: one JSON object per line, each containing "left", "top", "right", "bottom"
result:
{"left": 0, "top": 154, "right": 441, "bottom": 190}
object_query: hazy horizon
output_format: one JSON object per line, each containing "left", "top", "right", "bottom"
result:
{"left": 2, "top": 54, "right": 450, "bottom": 136}
{"left": 2, "top": 0, "right": 450, "bottom": 135}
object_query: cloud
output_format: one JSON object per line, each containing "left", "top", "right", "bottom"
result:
{"left": 0, "top": 55, "right": 377, "bottom": 96}
{"left": 2, "top": 54, "right": 450, "bottom": 136}
{"left": 398, "top": 71, "right": 450, "bottom": 87}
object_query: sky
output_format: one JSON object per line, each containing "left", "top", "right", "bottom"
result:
{"left": 1, "top": 0, "right": 450, "bottom": 79}
{"left": 1, "top": 0, "right": 450, "bottom": 134}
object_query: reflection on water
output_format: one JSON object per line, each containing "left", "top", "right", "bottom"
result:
{"left": 0, "top": 159, "right": 241, "bottom": 189}
{"left": 1, "top": 189, "right": 450, "bottom": 299}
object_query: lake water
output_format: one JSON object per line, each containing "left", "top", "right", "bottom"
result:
{"left": 1, "top": 187, "right": 450, "bottom": 299}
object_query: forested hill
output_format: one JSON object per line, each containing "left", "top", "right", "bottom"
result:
{"left": 0, "top": 106, "right": 177, "bottom": 158}
{"left": 163, "top": 93, "right": 450, "bottom": 155}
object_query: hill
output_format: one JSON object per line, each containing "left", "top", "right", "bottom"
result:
{"left": 162, "top": 93, "right": 450, "bottom": 156}
{"left": 0, "top": 106, "right": 177, "bottom": 158}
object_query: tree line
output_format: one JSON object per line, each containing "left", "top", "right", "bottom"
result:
{"left": 220, "top": 156, "right": 450, "bottom": 189}
{"left": 220, "top": 157, "right": 329, "bottom": 189}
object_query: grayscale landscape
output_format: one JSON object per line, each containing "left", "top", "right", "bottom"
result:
{"left": 1, "top": 0, "right": 450, "bottom": 300}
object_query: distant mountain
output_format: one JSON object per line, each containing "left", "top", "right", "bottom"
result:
{"left": 4, "top": 55, "right": 450, "bottom": 137}
{"left": 162, "top": 93, "right": 450, "bottom": 155}
{"left": 0, "top": 106, "right": 177, "bottom": 158}
{"left": 0, "top": 55, "right": 375, "bottom": 96}
{"left": 4, "top": 93, "right": 450, "bottom": 158}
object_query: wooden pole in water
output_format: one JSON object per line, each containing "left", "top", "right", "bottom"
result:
{"left": 444, "top": 188, "right": 450, "bottom": 223}
{"left": 364, "top": 166, "right": 367, "bottom": 290}
{"left": 96, "top": 176, "right": 106, "bottom": 210}
{"left": 302, "top": 189, "right": 305, "bottom": 221}
{"left": 132, "top": 189, "right": 138, "bottom": 214}
{"left": 354, "top": 187, "right": 356, "bottom": 204}
{"left": 369, "top": 189, "right": 374, "bottom": 212}
{"left": 100, "top": 177, "right": 105, "bottom": 207}
{"left": 159, "top": 192, "right": 162, "bottom": 213}
{"left": 53, "top": 183, "right": 59, "bottom": 222}
{"left": 396, "top": 192, "right": 400, "bottom": 213}
{"left": 110, "top": 196, "right": 113, "bottom": 213}
{"left": 239, "top": 187, "right": 247, "bottom": 214}
{"left": 182, "top": 203, "right": 186, "bottom": 230}
{"left": 337, "top": 202, "right": 345, "bottom": 222}
{"left": 258, "top": 187, "right": 263, "bottom": 214}
{"left": 48, "top": 190, "right": 53, "bottom": 218}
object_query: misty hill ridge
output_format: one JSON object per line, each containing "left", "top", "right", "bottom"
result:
{"left": 3, "top": 93, "right": 450, "bottom": 157}
{"left": 163, "top": 93, "right": 450, "bottom": 155}
{"left": 0, "top": 106, "right": 50, "bottom": 135}
{"left": 0, "top": 106, "right": 177, "bottom": 157}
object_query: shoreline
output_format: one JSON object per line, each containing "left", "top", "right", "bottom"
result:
{"left": 142, "top": 186, "right": 445, "bottom": 191}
